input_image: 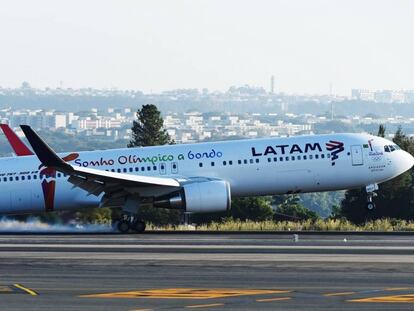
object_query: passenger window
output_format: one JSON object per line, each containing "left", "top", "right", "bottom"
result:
{"left": 28, "top": 176, "right": 31, "bottom": 180}
{"left": 111, "top": 169, "right": 115, "bottom": 172}
{"left": 244, "top": 160, "right": 248, "bottom": 164}
{"left": 211, "top": 162, "right": 215, "bottom": 166}
{"left": 229, "top": 161, "right": 233, "bottom": 165}
{"left": 153, "top": 166, "right": 157, "bottom": 170}
{"left": 34, "top": 175, "right": 37, "bottom": 180}
{"left": 315, "top": 155, "right": 319, "bottom": 159}
{"left": 285, "top": 156, "right": 289, "bottom": 161}
{"left": 129, "top": 168, "right": 133, "bottom": 172}
{"left": 309, "top": 155, "right": 313, "bottom": 159}
{"left": 22, "top": 176, "right": 25, "bottom": 181}
{"left": 327, "top": 154, "right": 330, "bottom": 158}
{"left": 273, "top": 157, "right": 277, "bottom": 162}
{"left": 9, "top": 177, "right": 13, "bottom": 182}
{"left": 16, "top": 176, "right": 19, "bottom": 181}
{"left": 147, "top": 166, "right": 151, "bottom": 171}
{"left": 250, "top": 159, "right": 254, "bottom": 164}
{"left": 123, "top": 168, "right": 127, "bottom": 173}
{"left": 255, "top": 158, "right": 259, "bottom": 163}
{"left": 135, "top": 167, "right": 139, "bottom": 172}
{"left": 321, "top": 154, "right": 325, "bottom": 159}
{"left": 141, "top": 167, "right": 145, "bottom": 172}
{"left": 267, "top": 158, "right": 272, "bottom": 163}
{"left": 303, "top": 155, "right": 307, "bottom": 160}
{"left": 223, "top": 161, "right": 227, "bottom": 166}
{"left": 117, "top": 169, "right": 121, "bottom": 173}
{"left": 291, "top": 156, "right": 295, "bottom": 161}
{"left": 199, "top": 163, "right": 203, "bottom": 168}
{"left": 3, "top": 177, "right": 6, "bottom": 182}
{"left": 238, "top": 160, "right": 242, "bottom": 165}
{"left": 279, "top": 157, "right": 283, "bottom": 161}
{"left": 297, "top": 155, "right": 301, "bottom": 160}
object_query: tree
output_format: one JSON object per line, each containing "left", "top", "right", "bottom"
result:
{"left": 128, "top": 104, "right": 180, "bottom": 225}
{"left": 128, "top": 104, "right": 173, "bottom": 147}
{"left": 230, "top": 197, "right": 274, "bottom": 221}
{"left": 273, "top": 195, "right": 319, "bottom": 221}
{"left": 377, "top": 124, "right": 386, "bottom": 138}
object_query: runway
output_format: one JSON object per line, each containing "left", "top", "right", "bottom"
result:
{"left": 1, "top": 233, "right": 414, "bottom": 310}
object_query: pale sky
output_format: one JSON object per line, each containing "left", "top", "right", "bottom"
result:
{"left": 0, "top": 0, "right": 413, "bottom": 95}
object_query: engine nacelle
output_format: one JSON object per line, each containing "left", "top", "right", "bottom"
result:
{"left": 154, "top": 180, "right": 231, "bottom": 213}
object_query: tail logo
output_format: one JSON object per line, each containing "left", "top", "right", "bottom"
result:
{"left": 39, "top": 153, "right": 79, "bottom": 211}
{"left": 326, "top": 140, "right": 344, "bottom": 166}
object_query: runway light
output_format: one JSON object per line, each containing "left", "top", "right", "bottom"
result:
{"left": 293, "top": 234, "right": 299, "bottom": 242}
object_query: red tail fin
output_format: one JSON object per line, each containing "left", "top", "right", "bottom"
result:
{"left": 0, "top": 124, "right": 34, "bottom": 156}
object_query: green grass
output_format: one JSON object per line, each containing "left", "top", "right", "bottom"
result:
{"left": 146, "top": 219, "right": 414, "bottom": 232}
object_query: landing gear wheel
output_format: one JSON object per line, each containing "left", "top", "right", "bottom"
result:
{"left": 133, "top": 221, "right": 146, "bottom": 233}
{"left": 117, "top": 220, "right": 130, "bottom": 233}
{"left": 366, "top": 202, "right": 375, "bottom": 211}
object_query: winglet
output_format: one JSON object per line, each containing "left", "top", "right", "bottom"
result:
{"left": 20, "top": 125, "right": 71, "bottom": 170}
{"left": 0, "top": 124, "right": 34, "bottom": 156}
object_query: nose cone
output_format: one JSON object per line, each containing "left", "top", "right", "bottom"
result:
{"left": 397, "top": 151, "right": 414, "bottom": 175}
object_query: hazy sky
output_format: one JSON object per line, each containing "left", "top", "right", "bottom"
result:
{"left": 0, "top": 0, "right": 412, "bottom": 95}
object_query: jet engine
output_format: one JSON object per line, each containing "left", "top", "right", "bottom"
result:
{"left": 154, "top": 180, "right": 231, "bottom": 213}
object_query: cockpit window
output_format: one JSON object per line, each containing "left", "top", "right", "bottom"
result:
{"left": 384, "top": 146, "right": 390, "bottom": 152}
{"left": 389, "top": 145, "right": 395, "bottom": 152}
{"left": 394, "top": 145, "right": 401, "bottom": 150}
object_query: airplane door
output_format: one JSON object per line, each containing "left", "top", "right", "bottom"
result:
{"left": 351, "top": 145, "right": 363, "bottom": 166}
{"left": 11, "top": 190, "right": 32, "bottom": 211}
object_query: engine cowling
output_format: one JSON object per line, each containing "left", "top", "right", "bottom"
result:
{"left": 154, "top": 180, "right": 231, "bottom": 213}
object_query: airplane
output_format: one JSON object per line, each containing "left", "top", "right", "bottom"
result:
{"left": 0, "top": 124, "right": 412, "bottom": 233}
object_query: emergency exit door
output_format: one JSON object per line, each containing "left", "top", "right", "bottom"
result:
{"left": 351, "top": 145, "right": 363, "bottom": 166}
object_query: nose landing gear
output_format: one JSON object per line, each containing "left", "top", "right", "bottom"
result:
{"left": 365, "top": 184, "right": 378, "bottom": 211}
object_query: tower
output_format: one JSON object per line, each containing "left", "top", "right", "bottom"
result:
{"left": 270, "top": 75, "right": 275, "bottom": 94}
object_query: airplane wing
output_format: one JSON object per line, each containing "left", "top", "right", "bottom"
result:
{"left": 20, "top": 125, "right": 181, "bottom": 204}
{"left": 0, "top": 124, "right": 34, "bottom": 156}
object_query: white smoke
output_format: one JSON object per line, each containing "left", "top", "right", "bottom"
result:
{"left": 0, "top": 217, "right": 113, "bottom": 233}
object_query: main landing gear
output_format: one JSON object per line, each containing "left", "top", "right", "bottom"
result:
{"left": 116, "top": 214, "right": 146, "bottom": 234}
{"left": 365, "top": 184, "right": 378, "bottom": 211}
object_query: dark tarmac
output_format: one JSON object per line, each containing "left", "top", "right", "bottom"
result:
{"left": 1, "top": 233, "right": 414, "bottom": 310}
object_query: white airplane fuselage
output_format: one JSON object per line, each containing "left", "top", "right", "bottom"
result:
{"left": 0, "top": 133, "right": 412, "bottom": 215}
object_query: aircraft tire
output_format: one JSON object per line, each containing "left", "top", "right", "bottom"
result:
{"left": 117, "top": 220, "right": 130, "bottom": 233}
{"left": 366, "top": 202, "right": 375, "bottom": 211}
{"left": 133, "top": 221, "right": 146, "bottom": 233}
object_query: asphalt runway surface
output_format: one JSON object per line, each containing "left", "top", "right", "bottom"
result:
{"left": 1, "top": 233, "right": 414, "bottom": 310}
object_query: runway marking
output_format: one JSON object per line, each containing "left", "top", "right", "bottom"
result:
{"left": 129, "top": 309, "right": 153, "bottom": 311}
{"left": 349, "top": 294, "right": 414, "bottom": 303}
{"left": 81, "top": 288, "right": 290, "bottom": 299}
{"left": 185, "top": 303, "right": 224, "bottom": 308}
{"left": 384, "top": 287, "right": 412, "bottom": 291}
{"left": 13, "top": 284, "right": 38, "bottom": 296}
{"left": 324, "top": 291, "right": 356, "bottom": 297}
{"left": 0, "top": 286, "right": 13, "bottom": 293}
{"left": 256, "top": 297, "right": 291, "bottom": 302}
